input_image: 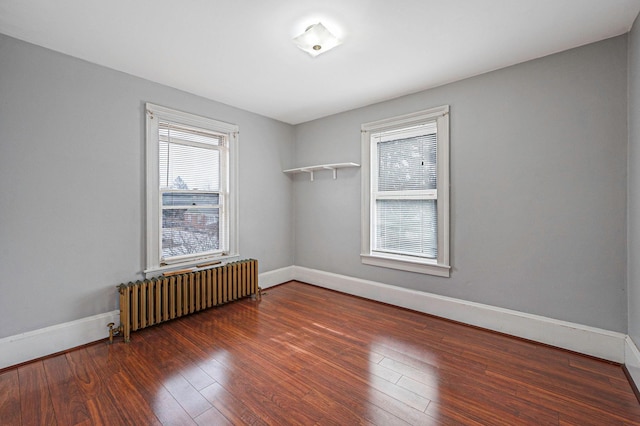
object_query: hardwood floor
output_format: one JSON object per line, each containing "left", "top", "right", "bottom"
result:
{"left": 1, "top": 281, "right": 639, "bottom": 425}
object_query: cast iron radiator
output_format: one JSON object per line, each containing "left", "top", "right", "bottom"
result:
{"left": 115, "top": 259, "right": 258, "bottom": 342}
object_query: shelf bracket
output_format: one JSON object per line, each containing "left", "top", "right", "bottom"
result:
{"left": 323, "top": 166, "right": 338, "bottom": 179}
{"left": 301, "top": 168, "right": 314, "bottom": 181}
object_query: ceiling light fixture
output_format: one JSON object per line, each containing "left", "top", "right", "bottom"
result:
{"left": 293, "top": 22, "right": 341, "bottom": 57}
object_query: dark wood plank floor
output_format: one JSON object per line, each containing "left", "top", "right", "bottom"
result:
{"left": 1, "top": 281, "right": 639, "bottom": 425}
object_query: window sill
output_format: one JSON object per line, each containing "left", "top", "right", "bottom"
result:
{"left": 361, "top": 253, "right": 450, "bottom": 277}
{"left": 144, "top": 253, "right": 240, "bottom": 278}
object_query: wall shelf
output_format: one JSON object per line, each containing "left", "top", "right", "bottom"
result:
{"left": 283, "top": 162, "right": 360, "bottom": 181}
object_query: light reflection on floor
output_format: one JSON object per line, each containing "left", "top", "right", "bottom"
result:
{"left": 369, "top": 338, "right": 441, "bottom": 422}
{"left": 154, "top": 348, "right": 232, "bottom": 420}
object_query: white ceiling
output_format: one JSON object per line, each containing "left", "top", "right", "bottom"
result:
{"left": 1, "top": 1, "right": 639, "bottom": 124}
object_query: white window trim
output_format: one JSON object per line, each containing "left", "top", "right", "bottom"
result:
{"left": 144, "top": 103, "right": 239, "bottom": 276}
{"left": 361, "top": 105, "right": 450, "bottom": 277}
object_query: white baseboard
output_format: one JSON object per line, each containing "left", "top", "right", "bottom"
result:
{"left": 625, "top": 336, "right": 640, "bottom": 391}
{"left": 0, "top": 265, "right": 630, "bottom": 370}
{"left": 0, "top": 310, "right": 119, "bottom": 370}
{"left": 258, "top": 266, "right": 295, "bottom": 289}
{"left": 293, "top": 266, "right": 627, "bottom": 363}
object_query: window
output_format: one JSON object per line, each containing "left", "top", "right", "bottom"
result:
{"left": 361, "top": 106, "right": 450, "bottom": 277}
{"left": 145, "top": 103, "right": 239, "bottom": 274}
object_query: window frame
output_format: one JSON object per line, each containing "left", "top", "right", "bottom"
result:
{"left": 145, "top": 103, "right": 239, "bottom": 275}
{"left": 361, "top": 105, "right": 450, "bottom": 277}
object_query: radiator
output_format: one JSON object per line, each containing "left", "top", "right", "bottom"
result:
{"left": 115, "top": 259, "right": 259, "bottom": 342}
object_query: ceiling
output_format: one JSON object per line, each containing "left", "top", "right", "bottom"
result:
{"left": 1, "top": 1, "right": 639, "bottom": 125}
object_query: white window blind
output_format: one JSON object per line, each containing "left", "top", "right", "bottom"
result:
{"left": 377, "top": 131, "right": 437, "bottom": 191}
{"left": 158, "top": 122, "right": 222, "bottom": 191}
{"left": 375, "top": 199, "right": 437, "bottom": 258}
{"left": 373, "top": 128, "right": 438, "bottom": 259}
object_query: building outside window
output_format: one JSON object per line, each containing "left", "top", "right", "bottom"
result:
{"left": 145, "top": 103, "right": 239, "bottom": 275}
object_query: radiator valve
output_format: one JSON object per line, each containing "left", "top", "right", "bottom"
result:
{"left": 107, "top": 322, "right": 123, "bottom": 344}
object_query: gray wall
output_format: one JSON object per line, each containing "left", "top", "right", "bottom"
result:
{"left": 0, "top": 34, "right": 295, "bottom": 338}
{"left": 629, "top": 16, "right": 640, "bottom": 343}
{"left": 293, "top": 35, "right": 628, "bottom": 332}
{"left": 0, "top": 30, "right": 631, "bottom": 340}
